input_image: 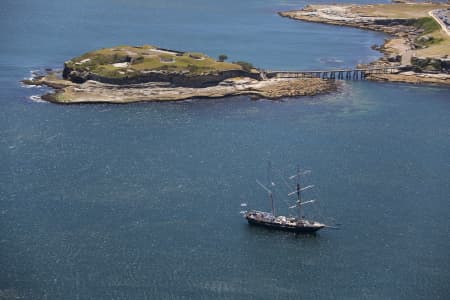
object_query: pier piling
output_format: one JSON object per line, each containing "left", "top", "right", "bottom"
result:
{"left": 269, "top": 66, "right": 397, "bottom": 81}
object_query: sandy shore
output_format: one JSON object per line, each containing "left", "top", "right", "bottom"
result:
{"left": 24, "top": 73, "right": 336, "bottom": 104}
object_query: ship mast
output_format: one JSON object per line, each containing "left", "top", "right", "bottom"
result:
{"left": 288, "top": 166, "right": 314, "bottom": 219}
{"left": 268, "top": 161, "right": 275, "bottom": 216}
{"left": 270, "top": 191, "right": 275, "bottom": 216}
{"left": 256, "top": 179, "right": 275, "bottom": 216}
{"left": 296, "top": 166, "right": 302, "bottom": 219}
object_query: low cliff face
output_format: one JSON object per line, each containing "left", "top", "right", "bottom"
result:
{"left": 63, "top": 66, "right": 260, "bottom": 87}
{"left": 62, "top": 45, "right": 261, "bottom": 87}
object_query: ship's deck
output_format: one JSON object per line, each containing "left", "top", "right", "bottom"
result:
{"left": 245, "top": 210, "right": 324, "bottom": 228}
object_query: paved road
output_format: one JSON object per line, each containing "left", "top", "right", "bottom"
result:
{"left": 401, "top": 50, "right": 412, "bottom": 65}
{"left": 429, "top": 9, "right": 450, "bottom": 36}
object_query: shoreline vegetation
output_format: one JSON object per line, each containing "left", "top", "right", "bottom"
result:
{"left": 23, "top": 2, "right": 449, "bottom": 104}
{"left": 279, "top": 2, "right": 450, "bottom": 86}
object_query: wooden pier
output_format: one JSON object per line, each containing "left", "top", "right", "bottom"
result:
{"left": 265, "top": 67, "right": 400, "bottom": 80}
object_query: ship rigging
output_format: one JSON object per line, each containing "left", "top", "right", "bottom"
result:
{"left": 244, "top": 165, "right": 334, "bottom": 233}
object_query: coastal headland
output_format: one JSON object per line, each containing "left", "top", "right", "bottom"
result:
{"left": 280, "top": 2, "right": 450, "bottom": 85}
{"left": 24, "top": 2, "right": 450, "bottom": 103}
{"left": 23, "top": 45, "right": 335, "bottom": 103}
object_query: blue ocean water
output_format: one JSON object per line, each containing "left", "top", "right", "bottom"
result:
{"left": 1, "top": 1, "right": 449, "bottom": 299}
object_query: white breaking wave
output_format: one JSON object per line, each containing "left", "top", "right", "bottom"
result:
{"left": 29, "top": 95, "right": 46, "bottom": 103}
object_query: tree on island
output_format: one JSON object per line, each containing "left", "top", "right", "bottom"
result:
{"left": 218, "top": 54, "right": 228, "bottom": 62}
{"left": 233, "top": 61, "right": 254, "bottom": 72}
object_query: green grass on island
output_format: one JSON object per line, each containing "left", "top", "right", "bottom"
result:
{"left": 65, "top": 45, "right": 255, "bottom": 79}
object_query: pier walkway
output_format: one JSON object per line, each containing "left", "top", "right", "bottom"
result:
{"left": 264, "top": 66, "right": 401, "bottom": 80}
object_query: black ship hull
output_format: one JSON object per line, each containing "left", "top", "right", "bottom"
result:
{"left": 246, "top": 217, "right": 324, "bottom": 233}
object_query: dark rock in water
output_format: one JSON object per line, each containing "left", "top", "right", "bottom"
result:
{"left": 21, "top": 79, "right": 36, "bottom": 85}
{"left": 41, "top": 93, "right": 58, "bottom": 102}
{"left": 371, "top": 44, "right": 382, "bottom": 51}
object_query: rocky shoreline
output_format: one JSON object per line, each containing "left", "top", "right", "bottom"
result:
{"left": 24, "top": 71, "right": 336, "bottom": 104}
{"left": 23, "top": 3, "right": 450, "bottom": 104}
{"left": 279, "top": 3, "right": 450, "bottom": 86}
{"left": 22, "top": 45, "right": 337, "bottom": 104}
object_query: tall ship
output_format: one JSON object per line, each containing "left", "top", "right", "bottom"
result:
{"left": 244, "top": 166, "right": 327, "bottom": 233}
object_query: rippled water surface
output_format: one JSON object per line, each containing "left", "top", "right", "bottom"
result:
{"left": 1, "top": 1, "right": 449, "bottom": 299}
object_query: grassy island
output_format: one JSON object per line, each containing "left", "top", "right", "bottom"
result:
{"left": 64, "top": 45, "right": 249, "bottom": 80}
{"left": 62, "top": 45, "right": 260, "bottom": 87}
{"left": 24, "top": 45, "right": 335, "bottom": 103}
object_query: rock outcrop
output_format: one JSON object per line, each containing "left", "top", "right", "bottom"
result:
{"left": 26, "top": 74, "right": 336, "bottom": 104}
{"left": 61, "top": 45, "right": 261, "bottom": 88}
{"left": 23, "top": 44, "right": 337, "bottom": 104}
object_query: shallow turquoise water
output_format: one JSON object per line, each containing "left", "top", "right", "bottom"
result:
{"left": 1, "top": 1, "right": 449, "bottom": 299}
